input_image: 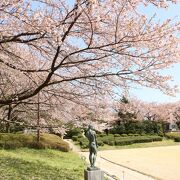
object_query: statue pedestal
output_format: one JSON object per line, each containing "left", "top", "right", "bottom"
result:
{"left": 84, "top": 168, "right": 104, "bottom": 180}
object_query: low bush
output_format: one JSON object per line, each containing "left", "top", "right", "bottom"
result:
{"left": 114, "top": 136, "right": 162, "bottom": 146}
{"left": 72, "top": 136, "right": 78, "bottom": 141}
{"left": 165, "top": 132, "right": 180, "bottom": 139}
{"left": 114, "top": 134, "right": 121, "bottom": 137}
{"left": 140, "top": 133, "right": 147, "bottom": 136}
{"left": 0, "top": 133, "right": 70, "bottom": 152}
{"left": 77, "top": 134, "right": 83, "bottom": 138}
{"left": 64, "top": 127, "right": 82, "bottom": 138}
{"left": 121, "top": 134, "right": 128, "bottom": 137}
{"left": 107, "top": 141, "right": 115, "bottom": 146}
{"left": 165, "top": 132, "right": 180, "bottom": 143}
{"left": 39, "top": 134, "right": 70, "bottom": 152}
{"left": 149, "top": 136, "right": 163, "bottom": 142}
{"left": 98, "top": 133, "right": 106, "bottom": 137}
{"left": 71, "top": 133, "right": 163, "bottom": 148}
{"left": 73, "top": 136, "right": 89, "bottom": 149}
{"left": 174, "top": 137, "right": 180, "bottom": 142}
{"left": 97, "top": 140, "right": 104, "bottom": 146}
{"left": 79, "top": 138, "right": 89, "bottom": 149}
{"left": 28, "top": 141, "right": 46, "bottom": 149}
{"left": 115, "top": 139, "right": 134, "bottom": 146}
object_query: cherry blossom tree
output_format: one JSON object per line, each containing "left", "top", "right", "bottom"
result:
{"left": 0, "top": 0, "right": 179, "bottom": 105}
{"left": 0, "top": 0, "right": 179, "bottom": 131}
{"left": 113, "top": 96, "right": 180, "bottom": 122}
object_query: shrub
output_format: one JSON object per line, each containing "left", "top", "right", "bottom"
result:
{"left": 102, "top": 139, "right": 109, "bottom": 144}
{"left": 3, "top": 141, "right": 22, "bottom": 149}
{"left": 0, "top": 133, "right": 70, "bottom": 152}
{"left": 116, "top": 139, "right": 131, "bottom": 145}
{"left": 101, "top": 138, "right": 114, "bottom": 145}
{"left": 134, "top": 137, "right": 152, "bottom": 143}
{"left": 79, "top": 139, "right": 88, "bottom": 149}
{"left": 121, "top": 134, "right": 128, "bottom": 137}
{"left": 114, "top": 134, "right": 121, "bottom": 137}
{"left": 28, "top": 141, "right": 46, "bottom": 149}
{"left": 174, "top": 137, "right": 180, "bottom": 142}
{"left": 40, "top": 134, "right": 70, "bottom": 152}
{"left": 99, "top": 135, "right": 114, "bottom": 145}
{"left": 71, "top": 132, "right": 162, "bottom": 148}
{"left": 97, "top": 140, "right": 104, "bottom": 146}
{"left": 65, "top": 128, "right": 82, "bottom": 138}
{"left": 107, "top": 141, "right": 115, "bottom": 146}
{"left": 165, "top": 132, "right": 180, "bottom": 139}
{"left": 114, "top": 136, "right": 162, "bottom": 146}
{"left": 150, "top": 136, "right": 163, "bottom": 142}
{"left": 99, "top": 134, "right": 106, "bottom": 137}
{"left": 72, "top": 136, "right": 78, "bottom": 141}
{"left": 73, "top": 136, "right": 89, "bottom": 149}
{"left": 165, "top": 132, "right": 180, "bottom": 143}
{"left": 78, "top": 134, "right": 83, "bottom": 138}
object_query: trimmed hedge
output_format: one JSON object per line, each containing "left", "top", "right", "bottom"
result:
{"left": 114, "top": 134, "right": 121, "bottom": 137}
{"left": 115, "top": 136, "right": 163, "bottom": 146}
{"left": 165, "top": 132, "right": 180, "bottom": 139}
{"left": 165, "top": 132, "right": 180, "bottom": 143}
{"left": 72, "top": 134, "right": 162, "bottom": 149}
{"left": 0, "top": 133, "right": 70, "bottom": 152}
{"left": 121, "top": 134, "right": 128, "bottom": 137}
{"left": 174, "top": 137, "right": 180, "bottom": 142}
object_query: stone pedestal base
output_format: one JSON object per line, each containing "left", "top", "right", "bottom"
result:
{"left": 84, "top": 169, "right": 104, "bottom": 180}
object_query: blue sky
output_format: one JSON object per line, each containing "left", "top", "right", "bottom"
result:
{"left": 68, "top": 1, "right": 180, "bottom": 103}
{"left": 130, "top": 3, "right": 180, "bottom": 103}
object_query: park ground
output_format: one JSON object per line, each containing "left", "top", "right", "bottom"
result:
{"left": 80, "top": 145, "right": 180, "bottom": 180}
{"left": 1, "top": 137, "right": 180, "bottom": 179}
{"left": 66, "top": 139, "right": 180, "bottom": 180}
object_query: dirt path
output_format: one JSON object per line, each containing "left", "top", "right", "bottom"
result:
{"left": 98, "top": 145, "right": 180, "bottom": 180}
{"left": 81, "top": 151, "right": 155, "bottom": 180}
{"left": 66, "top": 140, "right": 180, "bottom": 179}
{"left": 65, "top": 139, "right": 155, "bottom": 180}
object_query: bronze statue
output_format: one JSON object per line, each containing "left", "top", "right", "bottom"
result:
{"left": 85, "top": 125, "right": 98, "bottom": 169}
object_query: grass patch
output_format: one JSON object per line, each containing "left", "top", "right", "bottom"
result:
{"left": 0, "top": 133, "right": 70, "bottom": 151}
{"left": 0, "top": 148, "right": 85, "bottom": 180}
{"left": 98, "top": 139, "right": 180, "bottom": 151}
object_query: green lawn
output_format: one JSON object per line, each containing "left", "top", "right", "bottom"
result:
{"left": 0, "top": 148, "right": 85, "bottom": 180}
